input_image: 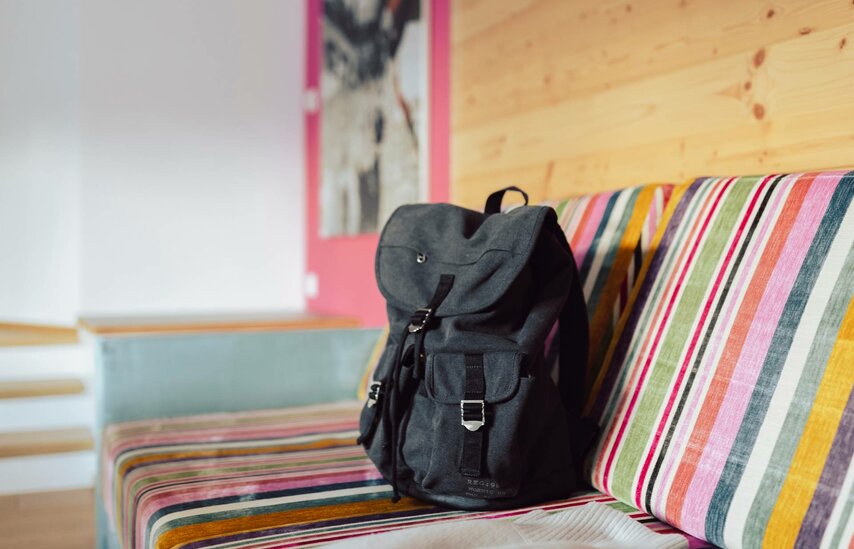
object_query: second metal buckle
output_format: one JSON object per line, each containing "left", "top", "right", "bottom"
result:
{"left": 460, "top": 400, "right": 485, "bottom": 431}
{"left": 366, "top": 381, "right": 382, "bottom": 408}
{"left": 408, "top": 307, "right": 433, "bottom": 333}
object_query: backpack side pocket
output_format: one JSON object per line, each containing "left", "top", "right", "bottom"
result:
{"left": 358, "top": 343, "right": 398, "bottom": 450}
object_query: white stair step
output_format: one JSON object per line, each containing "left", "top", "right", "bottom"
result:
{"left": 0, "top": 451, "right": 95, "bottom": 495}
{"left": 0, "top": 344, "right": 92, "bottom": 382}
{"left": 0, "top": 394, "right": 95, "bottom": 432}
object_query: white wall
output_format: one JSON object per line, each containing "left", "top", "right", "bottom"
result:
{"left": 1, "top": 0, "right": 306, "bottom": 321}
{"left": 78, "top": 0, "right": 306, "bottom": 315}
{"left": 0, "top": 0, "right": 81, "bottom": 325}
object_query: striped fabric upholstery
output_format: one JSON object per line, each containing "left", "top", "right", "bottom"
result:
{"left": 102, "top": 402, "right": 708, "bottom": 549}
{"left": 357, "top": 184, "right": 674, "bottom": 399}
{"left": 548, "top": 184, "right": 673, "bottom": 379}
{"left": 587, "top": 172, "right": 854, "bottom": 548}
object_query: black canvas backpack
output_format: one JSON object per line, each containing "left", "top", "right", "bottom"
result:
{"left": 357, "top": 186, "right": 593, "bottom": 511}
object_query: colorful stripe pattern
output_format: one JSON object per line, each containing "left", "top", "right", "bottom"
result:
{"left": 102, "top": 402, "right": 708, "bottom": 549}
{"left": 357, "top": 184, "right": 674, "bottom": 398}
{"left": 548, "top": 184, "right": 673, "bottom": 379}
{"left": 588, "top": 172, "right": 854, "bottom": 548}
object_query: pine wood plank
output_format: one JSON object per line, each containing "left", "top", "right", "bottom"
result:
{"left": 455, "top": 101, "right": 854, "bottom": 206}
{"left": 452, "top": 6, "right": 854, "bottom": 207}
{"left": 455, "top": 20, "right": 854, "bottom": 175}
{"left": 78, "top": 311, "right": 360, "bottom": 336}
{"left": 0, "top": 488, "right": 94, "bottom": 549}
{"left": 0, "top": 378, "right": 86, "bottom": 400}
{"left": 452, "top": 0, "right": 853, "bottom": 130}
{"left": 0, "top": 428, "right": 94, "bottom": 459}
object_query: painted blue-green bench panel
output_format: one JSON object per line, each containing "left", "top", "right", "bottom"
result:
{"left": 94, "top": 328, "right": 380, "bottom": 425}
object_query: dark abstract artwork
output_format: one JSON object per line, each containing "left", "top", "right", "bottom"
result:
{"left": 321, "top": 0, "right": 427, "bottom": 237}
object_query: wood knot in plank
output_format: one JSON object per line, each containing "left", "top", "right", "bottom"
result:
{"left": 753, "top": 48, "right": 766, "bottom": 68}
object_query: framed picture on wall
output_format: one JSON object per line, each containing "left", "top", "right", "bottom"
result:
{"left": 320, "top": 0, "right": 429, "bottom": 237}
{"left": 306, "top": 0, "right": 448, "bottom": 325}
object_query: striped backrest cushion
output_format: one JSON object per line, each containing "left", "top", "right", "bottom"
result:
{"left": 547, "top": 184, "right": 673, "bottom": 379}
{"left": 357, "top": 184, "right": 674, "bottom": 400}
{"left": 587, "top": 172, "right": 854, "bottom": 548}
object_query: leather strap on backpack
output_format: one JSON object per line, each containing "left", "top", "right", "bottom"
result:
{"left": 459, "top": 353, "right": 486, "bottom": 477}
{"left": 360, "top": 274, "right": 455, "bottom": 502}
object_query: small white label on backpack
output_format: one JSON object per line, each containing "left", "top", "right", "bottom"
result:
{"left": 464, "top": 478, "right": 513, "bottom": 498}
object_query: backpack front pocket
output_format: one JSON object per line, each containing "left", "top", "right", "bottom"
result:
{"left": 401, "top": 351, "right": 530, "bottom": 499}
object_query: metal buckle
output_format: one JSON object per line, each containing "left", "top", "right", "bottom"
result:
{"left": 460, "top": 400, "right": 485, "bottom": 431}
{"left": 408, "top": 307, "right": 433, "bottom": 333}
{"left": 366, "top": 381, "right": 382, "bottom": 408}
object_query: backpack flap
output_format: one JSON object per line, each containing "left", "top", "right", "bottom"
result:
{"left": 426, "top": 352, "right": 524, "bottom": 404}
{"left": 376, "top": 203, "right": 553, "bottom": 316}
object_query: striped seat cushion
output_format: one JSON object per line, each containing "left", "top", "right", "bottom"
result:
{"left": 587, "top": 172, "right": 854, "bottom": 548}
{"left": 102, "top": 402, "right": 709, "bottom": 549}
{"left": 358, "top": 183, "right": 674, "bottom": 399}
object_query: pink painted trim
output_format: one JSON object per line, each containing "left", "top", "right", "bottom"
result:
{"left": 305, "top": 0, "right": 451, "bottom": 326}
{"left": 430, "top": 0, "right": 451, "bottom": 204}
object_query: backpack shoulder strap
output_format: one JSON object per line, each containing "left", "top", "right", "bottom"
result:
{"left": 556, "top": 252, "right": 599, "bottom": 482}
{"left": 557, "top": 257, "right": 588, "bottom": 421}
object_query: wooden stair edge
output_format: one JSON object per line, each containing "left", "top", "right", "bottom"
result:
{"left": 0, "top": 428, "right": 94, "bottom": 459}
{"left": 0, "top": 379, "right": 87, "bottom": 400}
{"left": 0, "top": 323, "right": 79, "bottom": 348}
{"left": 78, "top": 311, "right": 361, "bottom": 336}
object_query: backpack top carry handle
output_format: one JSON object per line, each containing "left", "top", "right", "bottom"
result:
{"left": 484, "top": 186, "right": 529, "bottom": 214}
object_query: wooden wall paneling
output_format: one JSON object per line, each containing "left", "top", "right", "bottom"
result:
{"left": 453, "top": 0, "right": 850, "bottom": 128}
{"left": 451, "top": 0, "right": 854, "bottom": 207}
